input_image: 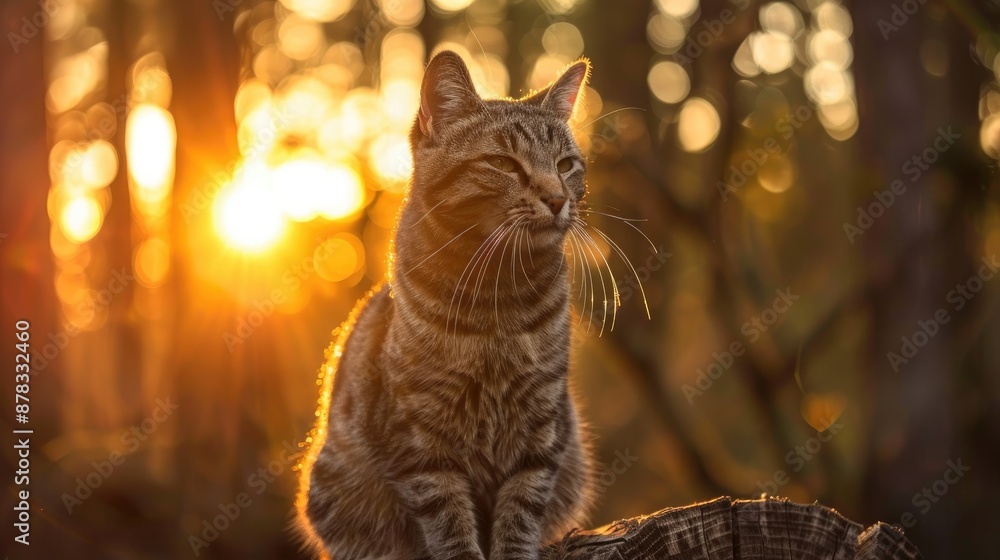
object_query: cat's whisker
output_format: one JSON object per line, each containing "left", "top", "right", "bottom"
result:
{"left": 404, "top": 198, "right": 449, "bottom": 230}
{"left": 574, "top": 224, "right": 620, "bottom": 334}
{"left": 579, "top": 210, "right": 657, "bottom": 251}
{"left": 571, "top": 106, "right": 647, "bottom": 133}
{"left": 493, "top": 219, "right": 521, "bottom": 325}
{"left": 585, "top": 223, "right": 651, "bottom": 320}
{"left": 525, "top": 228, "right": 536, "bottom": 268}
{"left": 403, "top": 221, "right": 480, "bottom": 276}
{"left": 566, "top": 230, "right": 591, "bottom": 330}
{"left": 462, "top": 221, "right": 516, "bottom": 326}
{"left": 579, "top": 209, "right": 647, "bottom": 223}
{"left": 573, "top": 224, "right": 596, "bottom": 333}
{"left": 572, "top": 224, "right": 608, "bottom": 336}
{"left": 468, "top": 217, "right": 523, "bottom": 330}
{"left": 549, "top": 240, "right": 565, "bottom": 292}
{"left": 578, "top": 201, "right": 623, "bottom": 213}
{"left": 447, "top": 217, "right": 517, "bottom": 332}
{"left": 516, "top": 226, "right": 538, "bottom": 296}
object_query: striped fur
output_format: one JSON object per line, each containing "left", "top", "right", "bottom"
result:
{"left": 298, "top": 51, "right": 595, "bottom": 560}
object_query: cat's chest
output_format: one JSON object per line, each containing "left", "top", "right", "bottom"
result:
{"left": 450, "top": 336, "right": 566, "bottom": 450}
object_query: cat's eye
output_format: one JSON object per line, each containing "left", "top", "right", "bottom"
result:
{"left": 486, "top": 155, "right": 518, "bottom": 173}
{"left": 557, "top": 158, "right": 574, "bottom": 173}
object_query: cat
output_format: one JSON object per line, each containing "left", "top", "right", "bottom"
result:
{"left": 297, "top": 50, "right": 595, "bottom": 560}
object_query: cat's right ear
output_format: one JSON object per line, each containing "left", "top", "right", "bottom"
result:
{"left": 418, "top": 51, "right": 480, "bottom": 139}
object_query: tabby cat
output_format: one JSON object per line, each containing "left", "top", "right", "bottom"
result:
{"left": 298, "top": 51, "right": 595, "bottom": 560}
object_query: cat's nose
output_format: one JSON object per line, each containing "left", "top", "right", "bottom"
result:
{"left": 542, "top": 194, "right": 566, "bottom": 215}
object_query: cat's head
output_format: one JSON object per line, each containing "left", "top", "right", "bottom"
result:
{"left": 405, "top": 50, "right": 590, "bottom": 251}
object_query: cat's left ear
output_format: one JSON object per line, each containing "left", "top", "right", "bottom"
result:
{"left": 418, "top": 51, "right": 481, "bottom": 139}
{"left": 527, "top": 58, "right": 590, "bottom": 122}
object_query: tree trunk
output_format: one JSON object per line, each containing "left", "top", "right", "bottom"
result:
{"left": 543, "top": 497, "right": 921, "bottom": 559}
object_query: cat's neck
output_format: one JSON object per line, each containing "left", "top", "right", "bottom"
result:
{"left": 390, "top": 222, "right": 570, "bottom": 336}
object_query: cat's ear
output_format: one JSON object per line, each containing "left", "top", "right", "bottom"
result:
{"left": 418, "top": 51, "right": 480, "bottom": 138}
{"left": 526, "top": 58, "right": 590, "bottom": 122}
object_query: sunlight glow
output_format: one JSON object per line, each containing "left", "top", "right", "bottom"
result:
{"left": 214, "top": 164, "right": 286, "bottom": 252}
{"left": 369, "top": 133, "right": 413, "bottom": 185}
{"left": 317, "top": 163, "right": 367, "bottom": 220}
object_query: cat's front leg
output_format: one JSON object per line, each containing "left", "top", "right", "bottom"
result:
{"left": 488, "top": 464, "right": 557, "bottom": 560}
{"left": 393, "top": 468, "right": 486, "bottom": 560}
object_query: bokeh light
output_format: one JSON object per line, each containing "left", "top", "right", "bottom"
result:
{"left": 648, "top": 61, "right": 690, "bottom": 104}
{"left": 430, "top": 0, "right": 474, "bottom": 13}
{"left": 126, "top": 104, "right": 176, "bottom": 192}
{"left": 760, "top": 2, "right": 803, "bottom": 38}
{"left": 135, "top": 237, "right": 171, "bottom": 288}
{"left": 278, "top": 0, "right": 356, "bottom": 22}
{"left": 314, "top": 233, "right": 366, "bottom": 283}
{"left": 543, "top": 23, "right": 585, "bottom": 60}
{"left": 750, "top": 31, "right": 795, "bottom": 74}
{"left": 60, "top": 195, "right": 103, "bottom": 244}
{"left": 80, "top": 140, "right": 118, "bottom": 189}
{"left": 379, "top": 0, "right": 425, "bottom": 27}
{"left": 316, "top": 163, "right": 366, "bottom": 220}
{"left": 655, "top": 0, "right": 699, "bottom": 19}
{"left": 278, "top": 13, "right": 325, "bottom": 61}
{"left": 647, "top": 13, "right": 687, "bottom": 55}
{"left": 677, "top": 97, "right": 720, "bottom": 152}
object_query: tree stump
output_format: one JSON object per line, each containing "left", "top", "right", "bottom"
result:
{"left": 543, "top": 496, "right": 922, "bottom": 559}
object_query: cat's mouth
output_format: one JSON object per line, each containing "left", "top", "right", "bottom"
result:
{"left": 518, "top": 215, "right": 572, "bottom": 249}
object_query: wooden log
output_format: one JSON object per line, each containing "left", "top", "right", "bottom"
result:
{"left": 542, "top": 497, "right": 922, "bottom": 559}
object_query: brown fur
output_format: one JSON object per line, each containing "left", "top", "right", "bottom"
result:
{"left": 297, "top": 51, "right": 595, "bottom": 560}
